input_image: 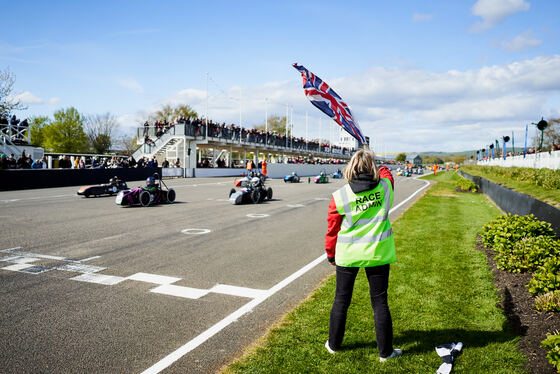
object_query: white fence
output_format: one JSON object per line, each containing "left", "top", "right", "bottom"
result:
{"left": 477, "top": 150, "right": 560, "bottom": 170}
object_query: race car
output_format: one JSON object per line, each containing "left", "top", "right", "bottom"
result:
{"left": 313, "top": 170, "right": 329, "bottom": 184}
{"left": 284, "top": 172, "right": 300, "bottom": 183}
{"left": 115, "top": 173, "right": 176, "bottom": 207}
{"left": 229, "top": 173, "right": 273, "bottom": 205}
{"left": 332, "top": 169, "right": 343, "bottom": 179}
{"left": 78, "top": 177, "right": 128, "bottom": 197}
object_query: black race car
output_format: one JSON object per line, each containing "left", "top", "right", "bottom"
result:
{"left": 115, "top": 173, "right": 176, "bottom": 207}
{"left": 229, "top": 173, "right": 273, "bottom": 205}
{"left": 78, "top": 177, "right": 128, "bottom": 197}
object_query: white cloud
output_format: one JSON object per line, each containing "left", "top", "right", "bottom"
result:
{"left": 412, "top": 13, "right": 434, "bottom": 22}
{"left": 118, "top": 55, "right": 560, "bottom": 152}
{"left": 116, "top": 78, "right": 144, "bottom": 94}
{"left": 47, "top": 97, "right": 60, "bottom": 105}
{"left": 11, "top": 91, "right": 43, "bottom": 105}
{"left": 499, "top": 30, "right": 542, "bottom": 52}
{"left": 471, "top": 0, "right": 530, "bottom": 33}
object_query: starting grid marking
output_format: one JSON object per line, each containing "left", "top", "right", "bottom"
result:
{"left": 0, "top": 248, "right": 266, "bottom": 301}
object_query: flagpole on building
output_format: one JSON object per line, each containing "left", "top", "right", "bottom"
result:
{"left": 285, "top": 104, "right": 289, "bottom": 148}
{"left": 319, "top": 119, "right": 322, "bottom": 150}
{"left": 305, "top": 111, "right": 308, "bottom": 152}
{"left": 264, "top": 97, "right": 268, "bottom": 148}
{"left": 205, "top": 72, "right": 208, "bottom": 138}
{"left": 239, "top": 87, "right": 243, "bottom": 129}
{"left": 290, "top": 106, "right": 294, "bottom": 149}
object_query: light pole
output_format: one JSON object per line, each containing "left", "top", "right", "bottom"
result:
{"left": 531, "top": 118, "right": 548, "bottom": 151}
{"left": 502, "top": 136, "right": 510, "bottom": 160}
{"left": 489, "top": 144, "right": 494, "bottom": 159}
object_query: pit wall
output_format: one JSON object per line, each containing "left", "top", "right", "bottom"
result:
{"left": 460, "top": 171, "right": 560, "bottom": 236}
{"left": 477, "top": 150, "right": 560, "bottom": 169}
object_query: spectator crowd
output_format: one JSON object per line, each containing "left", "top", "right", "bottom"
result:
{"left": 140, "top": 116, "right": 355, "bottom": 156}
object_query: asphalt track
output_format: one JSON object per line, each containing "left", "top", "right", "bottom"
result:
{"left": 0, "top": 174, "right": 430, "bottom": 373}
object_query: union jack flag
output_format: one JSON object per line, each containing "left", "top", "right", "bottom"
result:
{"left": 293, "top": 63, "right": 366, "bottom": 144}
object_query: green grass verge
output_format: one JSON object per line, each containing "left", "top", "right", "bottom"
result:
{"left": 223, "top": 172, "right": 527, "bottom": 374}
{"left": 461, "top": 165, "right": 560, "bottom": 208}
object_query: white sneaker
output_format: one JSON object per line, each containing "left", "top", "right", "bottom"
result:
{"left": 379, "top": 349, "right": 402, "bottom": 362}
{"left": 325, "top": 341, "right": 336, "bottom": 354}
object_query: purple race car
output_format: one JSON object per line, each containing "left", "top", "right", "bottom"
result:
{"left": 115, "top": 173, "right": 176, "bottom": 207}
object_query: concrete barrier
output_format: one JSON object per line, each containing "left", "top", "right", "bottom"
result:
{"left": 460, "top": 171, "right": 560, "bottom": 236}
{"left": 182, "top": 164, "right": 347, "bottom": 179}
{"left": 0, "top": 168, "right": 162, "bottom": 191}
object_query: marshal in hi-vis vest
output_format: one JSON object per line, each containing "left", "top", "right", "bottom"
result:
{"left": 332, "top": 178, "right": 396, "bottom": 267}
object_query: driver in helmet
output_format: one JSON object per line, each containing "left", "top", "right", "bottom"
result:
{"left": 145, "top": 176, "right": 158, "bottom": 191}
{"left": 109, "top": 176, "right": 118, "bottom": 186}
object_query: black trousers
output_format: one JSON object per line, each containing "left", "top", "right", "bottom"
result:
{"left": 328, "top": 264, "right": 393, "bottom": 357}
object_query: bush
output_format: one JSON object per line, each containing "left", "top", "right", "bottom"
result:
{"left": 463, "top": 165, "right": 560, "bottom": 190}
{"left": 481, "top": 214, "right": 556, "bottom": 251}
{"left": 527, "top": 257, "right": 560, "bottom": 296}
{"left": 535, "top": 291, "right": 560, "bottom": 312}
{"left": 494, "top": 236, "right": 560, "bottom": 273}
{"left": 456, "top": 177, "right": 478, "bottom": 192}
{"left": 542, "top": 331, "right": 560, "bottom": 372}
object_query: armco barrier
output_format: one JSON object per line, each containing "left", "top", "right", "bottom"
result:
{"left": 460, "top": 171, "right": 560, "bottom": 235}
{"left": 0, "top": 168, "right": 162, "bottom": 191}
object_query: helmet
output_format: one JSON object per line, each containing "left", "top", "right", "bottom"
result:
{"left": 146, "top": 176, "right": 155, "bottom": 186}
{"left": 109, "top": 177, "right": 118, "bottom": 185}
{"left": 251, "top": 177, "right": 261, "bottom": 187}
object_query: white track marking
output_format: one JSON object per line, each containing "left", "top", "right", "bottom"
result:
{"left": 141, "top": 177, "right": 433, "bottom": 374}
{"left": 287, "top": 204, "right": 305, "bottom": 208}
{"left": 390, "top": 177, "right": 431, "bottom": 212}
{"left": 2, "top": 263, "right": 35, "bottom": 272}
{"left": 0, "top": 256, "right": 40, "bottom": 264}
{"left": 246, "top": 214, "right": 269, "bottom": 218}
{"left": 181, "top": 229, "right": 211, "bottom": 235}
{"left": 1, "top": 194, "right": 74, "bottom": 204}
{"left": 57, "top": 263, "right": 106, "bottom": 273}
{"left": 209, "top": 284, "right": 267, "bottom": 299}
{"left": 126, "top": 272, "right": 181, "bottom": 285}
{"left": 71, "top": 273, "right": 126, "bottom": 285}
{"left": 314, "top": 197, "right": 329, "bottom": 200}
{"left": 78, "top": 256, "right": 101, "bottom": 263}
{"left": 150, "top": 284, "right": 210, "bottom": 299}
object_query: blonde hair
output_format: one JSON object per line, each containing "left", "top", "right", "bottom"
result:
{"left": 343, "top": 147, "right": 380, "bottom": 183}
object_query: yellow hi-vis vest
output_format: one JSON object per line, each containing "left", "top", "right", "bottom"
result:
{"left": 332, "top": 178, "right": 396, "bottom": 267}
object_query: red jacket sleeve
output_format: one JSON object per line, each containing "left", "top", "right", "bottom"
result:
{"left": 379, "top": 166, "right": 394, "bottom": 190}
{"left": 325, "top": 197, "right": 343, "bottom": 262}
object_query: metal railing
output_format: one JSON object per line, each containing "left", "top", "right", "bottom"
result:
{"left": 135, "top": 122, "right": 354, "bottom": 157}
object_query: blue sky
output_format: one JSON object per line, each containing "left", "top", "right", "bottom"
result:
{"left": 2, "top": 0, "right": 559, "bottom": 152}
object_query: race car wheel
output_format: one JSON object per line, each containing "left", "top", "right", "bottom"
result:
{"left": 284, "top": 179, "right": 287, "bottom": 183}
{"left": 229, "top": 188, "right": 236, "bottom": 198}
{"left": 140, "top": 190, "right": 151, "bottom": 207}
{"left": 267, "top": 187, "right": 273, "bottom": 200}
{"left": 308, "top": 177, "right": 311, "bottom": 183}
{"left": 294, "top": 177, "right": 299, "bottom": 183}
{"left": 166, "top": 188, "right": 176, "bottom": 203}
{"left": 258, "top": 189, "right": 266, "bottom": 203}
{"left": 251, "top": 190, "right": 261, "bottom": 204}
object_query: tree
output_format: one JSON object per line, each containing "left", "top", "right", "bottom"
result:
{"left": 28, "top": 116, "right": 50, "bottom": 147}
{"left": 84, "top": 112, "right": 119, "bottom": 153}
{"left": 253, "top": 115, "right": 288, "bottom": 133}
{"left": 395, "top": 153, "right": 406, "bottom": 162}
{"left": 151, "top": 104, "right": 198, "bottom": 123}
{"left": 0, "top": 68, "right": 27, "bottom": 117}
{"left": 116, "top": 134, "right": 139, "bottom": 156}
{"left": 42, "top": 107, "right": 89, "bottom": 153}
{"left": 452, "top": 155, "right": 466, "bottom": 164}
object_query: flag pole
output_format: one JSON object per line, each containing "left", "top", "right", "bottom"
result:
{"left": 305, "top": 111, "right": 308, "bottom": 152}
{"left": 205, "top": 72, "right": 209, "bottom": 138}
{"left": 265, "top": 97, "right": 268, "bottom": 146}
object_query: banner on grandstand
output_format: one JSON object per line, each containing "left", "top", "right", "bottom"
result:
{"left": 293, "top": 63, "right": 366, "bottom": 145}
